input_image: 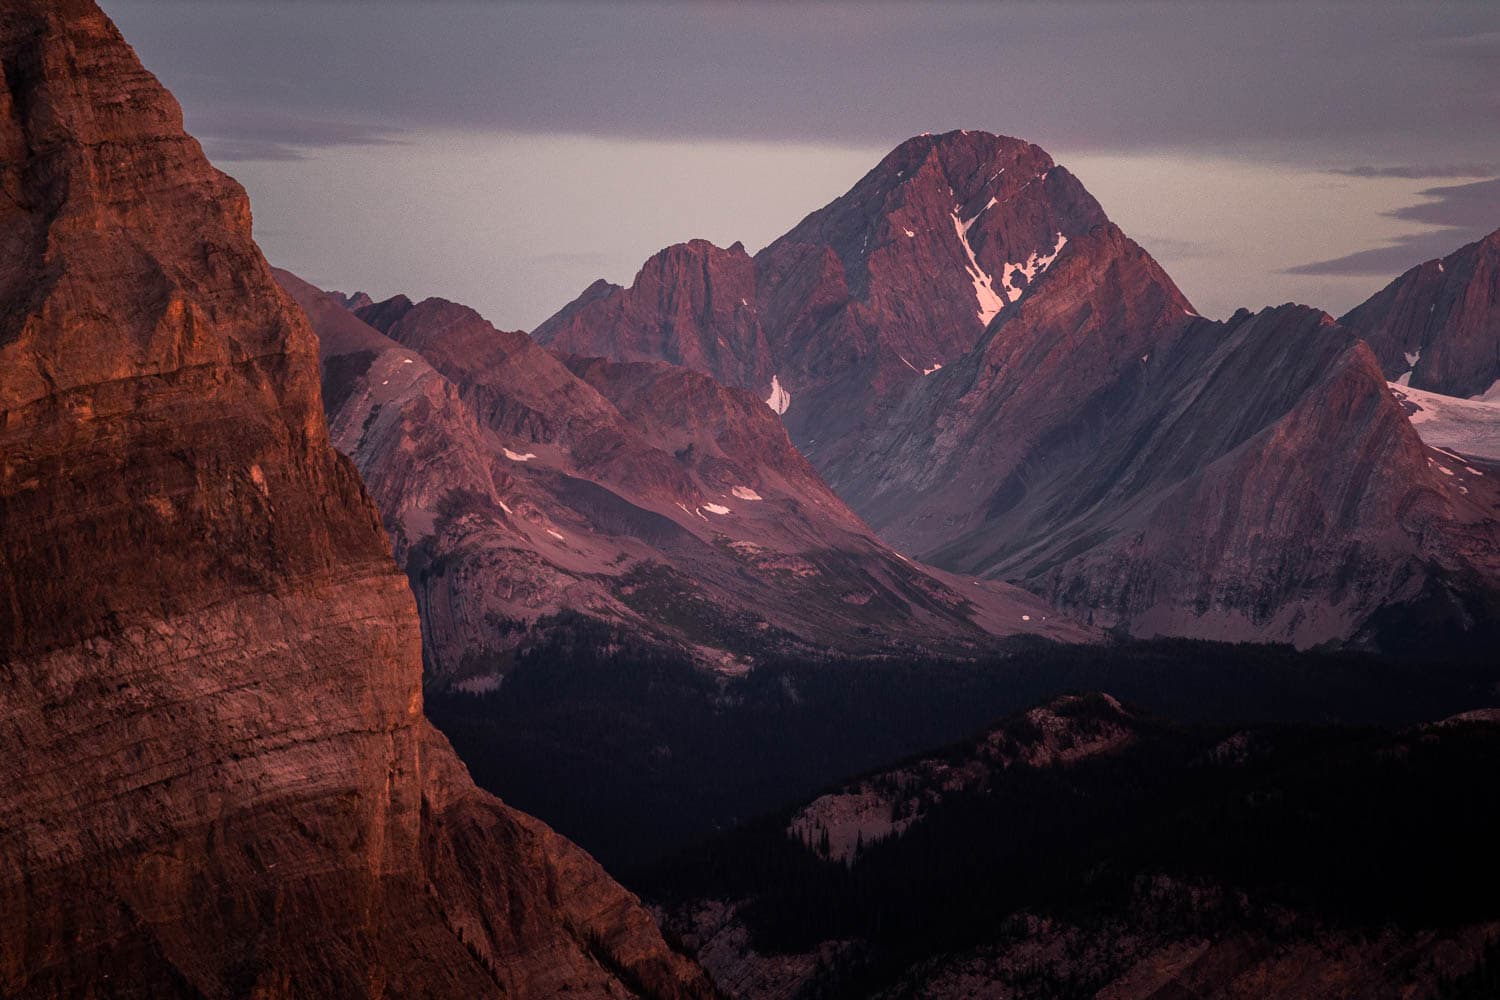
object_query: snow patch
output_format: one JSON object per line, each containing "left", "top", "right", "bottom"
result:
{"left": 401, "top": 358, "right": 413, "bottom": 364}
{"left": 951, "top": 210, "right": 1006, "bottom": 325}
{"left": 904, "top": 228, "right": 915, "bottom": 238}
{"left": 703, "top": 503, "right": 731, "bottom": 515}
{"left": 498, "top": 499, "right": 513, "bottom": 515}
{"left": 923, "top": 363, "right": 943, "bottom": 375}
{"left": 899, "top": 354, "right": 920, "bottom": 374}
{"left": 765, "top": 374, "right": 791, "bottom": 415}
{"left": 1389, "top": 382, "right": 1500, "bottom": 462}
{"left": 732, "top": 486, "right": 764, "bottom": 501}
{"left": 503, "top": 448, "right": 537, "bottom": 462}
{"left": 546, "top": 528, "right": 565, "bottom": 541}
{"left": 1404, "top": 349, "right": 1421, "bottom": 368}
{"left": 999, "top": 232, "right": 1068, "bottom": 304}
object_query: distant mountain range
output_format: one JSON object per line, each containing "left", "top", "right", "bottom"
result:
{"left": 523, "top": 130, "right": 1500, "bottom": 650}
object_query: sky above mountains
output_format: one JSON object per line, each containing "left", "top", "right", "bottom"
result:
{"left": 100, "top": 0, "right": 1500, "bottom": 330}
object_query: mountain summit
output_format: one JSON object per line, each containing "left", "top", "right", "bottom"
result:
{"left": 536, "top": 132, "right": 1500, "bottom": 648}
{"left": 537, "top": 130, "right": 1108, "bottom": 454}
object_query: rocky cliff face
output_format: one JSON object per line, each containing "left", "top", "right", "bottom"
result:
{"left": 1340, "top": 227, "right": 1500, "bottom": 400}
{"left": 0, "top": 2, "right": 711, "bottom": 995}
{"left": 535, "top": 239, "right": 772, "bottom": 391}
{"left": 284, "top": 274, "right": 1087, "bottom": 688}
{"left": 535, "top": 132, "right": 1500, "bottom": 647}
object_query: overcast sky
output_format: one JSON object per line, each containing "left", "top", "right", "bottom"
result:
{"left": 100, "top": 0, "right": 1500, "bottom": 330}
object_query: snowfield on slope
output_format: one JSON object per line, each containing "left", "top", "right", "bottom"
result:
{"left": 1390, "top": 383, "right": 1500, "bottom": 462}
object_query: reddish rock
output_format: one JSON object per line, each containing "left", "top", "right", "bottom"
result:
{"left": 0, "top": 2, "right": 712, "bottom": 996}
{"left": 535, "top": 131, "right": 1106, "bottom": 455}
{"left": 536, "top": 239, "right": 772, "bottom": 391}
{"left": 1340, "top": 227, "right": 1500, "bottom": 399}
{"left": 283, "top": 275, "right": 1091, "bottom": 686}
{"left": 852, "top": 231, "right": 1500, "bottom": 646}
{"left": 534, "top": 133, "right": 1500, "bottom": 647}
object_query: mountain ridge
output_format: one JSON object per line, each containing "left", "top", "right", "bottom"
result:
{"left": 283, "top": 270, "right": 1091, "bottom": 687}
{"left": 534, "top": 130, "right": 1500, "bottom": 648}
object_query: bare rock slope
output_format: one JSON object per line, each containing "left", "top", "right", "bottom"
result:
{"left": 0, "top": 2, "right": 711, "bottom": 995}
{"left": 282, "top": 272, "right": 1086, "bottom": 689}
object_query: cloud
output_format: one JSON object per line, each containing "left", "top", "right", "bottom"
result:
{"left": 186, "top": 110, "right": 405, "bottom": 162}
{"left": 101, "top": 0, "right": 1500, "bottom": 161}
{"left": 1133, "top": 235, "right": 1218, "bottom": 260}
{"left": 1286, "top": 177, "right": 1500, "bottom": 276}
{"left": 1386, "top": 176, "right": 1500, "bottom": 229}
{"left": 1328, "top": 164, "right": 1500, "bottom": 180}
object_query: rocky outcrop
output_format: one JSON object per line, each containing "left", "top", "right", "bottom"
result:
{"left": 0, "top": 2, "right": 712, "bottom": 995}
{"left": 535, "top": 239, "right": 772, "bottom": 392}
{"left": 283, "top": 274, "right": 1089, "bottom": 687}
{"left": 1340, "top": 227, "right": 1500, "bottom": 400}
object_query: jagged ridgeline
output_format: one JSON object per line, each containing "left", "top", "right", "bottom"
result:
{"left": 533, "top": 131, "right": 1500, "bottom": 650}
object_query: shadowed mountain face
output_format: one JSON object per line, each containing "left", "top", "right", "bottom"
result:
{"left": 1341, "top": 228, "right": 1500, "bottom": 401}
{"left": 535, "top": 131, "right": 1500, "bottom": 648}
{"left": 281, "top": 272, "right": 1087, "bottom": 688}
{"left": 645, "top": 694, "right": 1500, "bottom": 999}
{"left": 0, "top": 2, "right": 711, "bottom": 996}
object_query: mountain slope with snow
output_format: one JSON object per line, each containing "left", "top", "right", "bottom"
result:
{"left": 533, "top": 131, "right": 1500, "bottom": 648}
{"left": 282, "top": 272, "right": 1090, "bottom": 687}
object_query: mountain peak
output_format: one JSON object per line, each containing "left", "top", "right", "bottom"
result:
{"left": 535, "top": 234, "right": 769, "bottom": 390}
{"left": 1340, "top": 221, "right": 1500, "bottom": 398}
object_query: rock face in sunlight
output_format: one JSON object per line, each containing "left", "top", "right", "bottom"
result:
{"left": 535, "top": 130, "right": 1500, "bottom": 649}
{"left": 536, "top": 131, "right": 1106, "bottom": 466}
{"left": 1341, "top": 227, "right": 1500, "bottom": 401}
{"left": 282, "top": 270, "right": 1088, "bottom": 690}
{"left": 0, "top": 1, "right": 711, "bottom": 995}
{"left": 536, "top": 239, "right": 773, "bottom": 392}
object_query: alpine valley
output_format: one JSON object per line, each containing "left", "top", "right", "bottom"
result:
{"left": 3, "top": 2, "right": 1500, "bottom": 999}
